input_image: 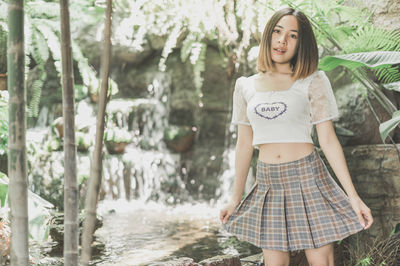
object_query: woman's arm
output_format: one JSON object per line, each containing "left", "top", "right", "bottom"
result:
{"left": 231, "top": 124, "right": 254, "bottom": 205}
{"left": 316, "top": 120, "right": 373, "bottom": 229}
{"left": 316, "top": 120, "right": 358, "bottom": 197}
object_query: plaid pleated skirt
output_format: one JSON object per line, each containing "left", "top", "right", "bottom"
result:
{"left": 222, "top": 147, "right": 364, "bottom": 251}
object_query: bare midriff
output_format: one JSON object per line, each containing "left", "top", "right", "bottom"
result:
{"left": 258, "top": 142, "right": 315, "bottom": 164}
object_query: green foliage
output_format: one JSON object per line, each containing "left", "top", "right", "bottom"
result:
{"left": 357, "top": 257, "right": 372, "bottom": 266}
{"left": 114, "top": 0, "right": 272, "bottom": 97}
{"left": 0, "top": 92, "right": 7, "bottom": 156}
{"left": 0, "top": 183, "right": 7, "bottom": 207}
{"left": 379, "top": 110, "right": 400, "bottom": 143}
{"left": 76, "top": 131, "right": 93, "bottom": 152}
{"left": 383, "top": 81, "right": 400, "bottom": 92}
{"left": 319, "top": 51, "right": 400, "bottom": 142}
{"left": 0, "top": 0, "right": 117, "bottom": 118}
{"left": 319, "top": 51, "right": 400, "bottom": 71}
{"left": 344, "top": 25, "right": 400, "bottom": 54}
{"left": 0, "top": 172, "right": 53, "bottom": 243}
{"left": 389, "top": 223, "right": 400, "bottom": 236}
{"left": 164, "top": 125, "right": 191, "bottom": 141}
{"left": 104, "top": 128, "right": 132, "bottom": 143}
{"left": 283, "top": 0, "right": 400, "bottom": 144}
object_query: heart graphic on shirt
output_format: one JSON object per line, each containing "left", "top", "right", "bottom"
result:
{"left": 254, "top": 102, "right": 287, "bottom": 120}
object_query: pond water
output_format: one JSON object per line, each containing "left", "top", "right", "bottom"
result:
{"left": 89, "top": 199, "right": 261, "bottom": 265}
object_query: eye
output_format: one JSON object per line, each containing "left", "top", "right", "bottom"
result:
{"left": 273, "top": 29, "right": 280, "bottom": 33}
{"left": 291, "top": 34, "right": 298, "bottom": 39}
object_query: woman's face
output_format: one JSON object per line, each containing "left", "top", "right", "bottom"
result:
{"left": 270, "top": 15, "right": 299, "bottom": 65}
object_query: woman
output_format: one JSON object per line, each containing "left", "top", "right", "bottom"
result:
{"left": 219, "top": 7, "right": 373, "bottom": 266}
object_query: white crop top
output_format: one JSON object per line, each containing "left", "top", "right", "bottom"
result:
{"left": 230, "top": 70, "right": 339, "bottom": 149}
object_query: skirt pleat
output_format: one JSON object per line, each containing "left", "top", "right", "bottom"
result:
{"left": 222, "top": 147, "right": 364, "bottom": 251}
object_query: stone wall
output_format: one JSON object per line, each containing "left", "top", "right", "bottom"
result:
{"left": 321, "top": 144, "right": 400, "bottom": 245}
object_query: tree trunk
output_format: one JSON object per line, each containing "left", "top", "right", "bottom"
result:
{"left": 81, "top": 0, "right": 112, "bottom": 264}
{"left": 60, "top": 0, "right": 79, "bottom": 265}
{"left": 8, "top": 0, "right": 29, "bottom": 265}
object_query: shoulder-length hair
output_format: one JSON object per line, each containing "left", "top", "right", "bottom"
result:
{"left": 257, "top": 7, "right": 319, "bottom": 79}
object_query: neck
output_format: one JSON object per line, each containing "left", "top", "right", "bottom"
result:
{"left": 271, "top": 63, "right": 293, "bottom": 74}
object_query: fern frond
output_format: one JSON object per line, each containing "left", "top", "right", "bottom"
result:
{"left": 158, "top": 23, "right": 183, "bottom": 72}
{"left": 34, "top": 23, "right": 62, "bottom": 74}
{"left": 71, "top": 40, "right": 99, "bottom": 93}
{"left": 180, "top": 33, "right": 195, "bottom": 63}
{"left": 374, "top": 66, "right": 400, "bottom": 84}
{"left": 28, "top": 71, "right": 46, "bottom": 118}
{"left": 26, "top": 0, "right": 59, "bottom": 19}
{"left": 345, "top": 25, "right": 400, "bottom": 53}
{"left": 32, "top": 28, "right": 50, "bottom": 65}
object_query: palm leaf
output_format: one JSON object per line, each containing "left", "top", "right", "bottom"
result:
{"left": 383, "top": 81, "right": 400, "bottom": 92}
{"left": 379, "top": 110, "right": 400, "bottom": 143}
{"left": 319, "top": 51, "right": 400, "bottom": 71}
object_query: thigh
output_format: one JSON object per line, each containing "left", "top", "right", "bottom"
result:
{"left": 304, "top": 243, "right": 334, "bottom": 266}
{"left": 262, "top": 249, "right": 290, "bottom": 266}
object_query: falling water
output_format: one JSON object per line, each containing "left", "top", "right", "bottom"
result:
{"left": 25, "top": 73, "right": 260, "bottom": 264}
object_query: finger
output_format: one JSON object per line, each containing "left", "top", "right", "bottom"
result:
{"left": 364, "top": 211, "right": 373, "bottom": 229}
{"left": 355, "top": 210, "right": 365, "bottom": 228}
{"left": 220, "top": 210, "right": 226, "bottom": 222}
{"left": 361, "top": 209, "right": 372, "bottom": 228}
{"left": 223, "top": 214, "right": 231, "bottom": 224}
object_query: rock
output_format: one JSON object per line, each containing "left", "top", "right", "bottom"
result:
{"left": 348, "top": 0, "right": 400, "bottom": 30}
{"left": 49, "top": 212, "right": 103, "bottom": 245}
{"left": 147, "top": 257, "right": 199, "bottom": 266}
{"left": 240, "top": 252, "right": 263, "bottom": 266}
{"left": 198, "top": 254, "right": 241, "bottom": 266}
{"left": 52, "top": 117, "right": 64, "bottom": 139}
{"left": 334, "top": 82, "right": 394, "bottom": 145}
{"left": 318, "top": 144, "right": 400, "bottom": 248}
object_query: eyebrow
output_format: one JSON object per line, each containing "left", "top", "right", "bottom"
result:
{"left": 275, "top": 24, "right": 298, "bottom": 33}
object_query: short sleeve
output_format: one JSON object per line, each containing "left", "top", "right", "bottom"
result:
{"left": 308, "top": 71, "right": 339, "bottom": 125}
{"left": 231, "top": 77, "right": 251, "bottom": 126}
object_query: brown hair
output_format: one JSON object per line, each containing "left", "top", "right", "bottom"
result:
{"left": 257, "top": 7, "right": 319, "bottom": 79}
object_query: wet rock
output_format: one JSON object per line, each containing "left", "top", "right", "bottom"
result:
{"left": 240, "top": 252, "right": 263, "bottom": 266}
{"left": 198, "top": 254, "right": 241, "bottom": 266}
{"left": 49, "top": 212, "right": 103, "bottom": 245}
{"left": 147, "top": 257, "right": 199, "bottom": 266}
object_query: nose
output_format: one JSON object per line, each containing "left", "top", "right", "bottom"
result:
{"left": 278, "top": 34, "right": 287, "bottom": 44}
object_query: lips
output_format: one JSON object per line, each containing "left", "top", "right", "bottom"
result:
{"left": 273, "top": 48, "right": 286, "bottom": 54}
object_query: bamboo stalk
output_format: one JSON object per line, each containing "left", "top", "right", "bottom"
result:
{"left": 59, "top": 0, "right": 79, "bottom": 265}
{"left": 8, "top": 0, "right": 29, "bottom": 265}
{"left": 81, "top": 0, "right": 113, "bottom": 264}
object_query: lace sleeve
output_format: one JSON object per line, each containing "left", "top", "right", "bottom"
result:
{"left": 308, "top": 71, "right": 339, "bottom": 125}
{"left": 231, "top": 77, "right": 251, "bottom": 126}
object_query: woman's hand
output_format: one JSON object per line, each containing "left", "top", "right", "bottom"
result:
{"left": 349, "top": 196, "right": 373, "bottom": 230}
{"left": 220, "top": 201, "right": 240, "bottom": 224}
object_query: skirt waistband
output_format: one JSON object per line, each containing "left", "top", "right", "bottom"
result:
{"left": 257, "top": 147, "right": 318, "bottom": 168}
